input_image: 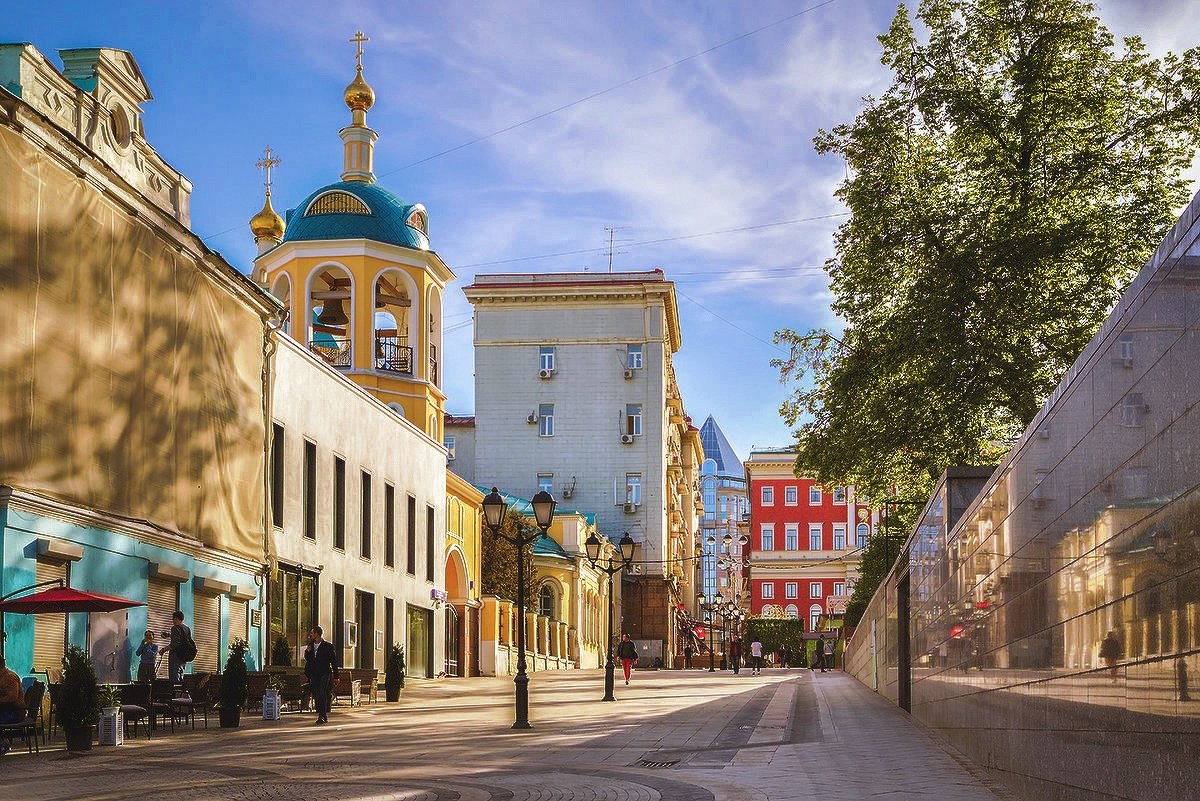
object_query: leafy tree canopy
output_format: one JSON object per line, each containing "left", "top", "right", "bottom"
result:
{"left": 774, "top": 0, "right": 1200, "bottom": 503}
{"left": 480, "top": 508, "right": 539, "bottom": 602}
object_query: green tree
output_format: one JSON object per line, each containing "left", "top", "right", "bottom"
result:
{"left": 743, "top": 618, "right": 807, "bottom": 653}
{"left": 775, "top": 0, "right": 1200, "bottom": 505}
{"left": 480, "top": 508, "right": 539, "bottom": 601}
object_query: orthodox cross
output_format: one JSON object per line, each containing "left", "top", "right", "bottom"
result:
{"left": 350, "top": 30, "right": 369, "bottom": 70}
{"left": 256, "top": 146, "right": 280, "bottom": 194}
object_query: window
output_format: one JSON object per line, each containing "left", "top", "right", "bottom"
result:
{"left": 539, "top": 584, "right": 556, "bottom": 618}
{"left": 761, "top": 582, "right": 775, "bottom": 599}
{"left": 625, "top": 404, "right": 642, "bottom": 436}
{"left": 856, "top": 523, "right": 870, "bottom": 549}
{"left": 785, "top": 525, "right": 798, "bottom": 551}
{"left": 406, "top": 495, "right": 417, "bottom": 575}
{"left": 538, "top": 404, "right": 555, "bottom": 436}
{"left": 809, "top": 486, "right": 822, "bottom": 505}
{"left": 785, "top": 582, "right": 798, "bottom": 599}
{"left": 832, "top": 486, "right": 847, "bottom": 505}
{"left": 834, "top": 582, "right": 845, "bottom": 596}
{"left": 784, "top": 486, "right": 798, "bottom": 505}
{"left": 810, "top": 582, "right": 823, "bottom": 598}
{"left": 785, "top": 604, "right": 799, "bottom": 619}
{"left": 760, "top": 524, "right": 774, "bottom": 551}
{"left": 270, "top": 424, "right": 285, "bottom": 528}
{"left": 303, "top": 440, "right": 316, "bottom": 540}
{"left": 833, "top": 525, "right": 846, "bottom": 551}
{"left": 385, "top": 483, "right": 396, "bottom": 567}
{"left": 360, "top": 471, "right": 372, "bottom": 560}
{"left": 426, "top": 505, "right": 435, "bottom": 581}
{"left": 626, "top": 474, "right": 642, "bottom": 505}
{"left": 761, "top": 486, "right": 774, "bottom": 506}
{"left": 1120, "top": 393, "right": 1146, "bottom": 427}
{"left": 809, "top": 525, "right": 822, "bottom": 551}
{"left": 1116, "top": 333, "right": 1134, "bottom": 365}
{"left": 444, "top": 436, "right": 456, "bottom": 461}
{"left": 627, "top": 344, "right": 643, "bottom": 369}
{"left": 334, "top": 456, "right": 346, "bottom": 550}
{"left": 809, "top": 605, "right": 822, "bottom": 631}
{"left": 539, "top": 346, "right": 556, "bottom": 372}
{"left": 538, "top": 473, "right": 554, "bottom": 495}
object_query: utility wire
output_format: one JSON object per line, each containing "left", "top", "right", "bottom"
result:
{"left": 676, "top": 288, "right": 792, "bottom": 354}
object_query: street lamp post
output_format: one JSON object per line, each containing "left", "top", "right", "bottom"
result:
{"left": 585, "top": 531, "right": 636, "bottom": 701}
{"left": 482, "top": 487, "right": 555, "bottom": 730}
{"left": 697, "top": 593, "right": 716, "bottom": 672}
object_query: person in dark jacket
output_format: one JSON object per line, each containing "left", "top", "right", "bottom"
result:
{"left": 1100, "top": 630, "right": 1122, "bottom": 683}
{"left": 617, "top": 634, "right": 638, "bottom": 685}
{"left": 304, "top": 626, "right": 339, "bottom": 724}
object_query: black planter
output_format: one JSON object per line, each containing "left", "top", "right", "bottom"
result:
{"left": 64, "top": 725, "right": 93, "bottom": 752}
{"left": 385, "top": 685, "right": 401, "bottom": 702}
{"left": 218, "top": 706, "right": 241, "bottom": 728}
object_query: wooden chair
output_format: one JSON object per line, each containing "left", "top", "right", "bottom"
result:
{"left": 172, "top": 672, "right": 213, "bottom": 729}
{"left": 149, "top": 678, "right": 178, "bottom": 733}
{"left": 244, "top": 672, "right": 268, "bottom": 713}
{"left": 118, "top": 682, "right": 152, "bottom": 739}
{"left": 0, "top": 681, "right": 45, "bottom": 754}
{"left": 356, "top": 669, "right": 378, "bottom": 704}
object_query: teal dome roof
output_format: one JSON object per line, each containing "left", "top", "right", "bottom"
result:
{"left": 282, "top": 181, "right": 429, "bottom": 250}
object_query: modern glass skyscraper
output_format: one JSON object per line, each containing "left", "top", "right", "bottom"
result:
{"left": 698, "top": 416, "right": 749, "bottom": 607}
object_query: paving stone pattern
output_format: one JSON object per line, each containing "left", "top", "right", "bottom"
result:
{"left": 2, "top": 669, "right": 1017, "bottom": 801}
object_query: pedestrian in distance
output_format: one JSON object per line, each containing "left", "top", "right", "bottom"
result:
{"left": 683, "top": 642, "right": 694, "bottom": 670}
{"left": 782, "top": 647, "right": 792, "bottom": 670}
{"left": 1100, "top": 630, "right": 1122, "bottom": 683}
{"left": 617, "top": 634, "right": 638, "bottom": 685}
{"left": 812, "top": 638, "right": 826, "bottom": 672}
{"left": 304, "top": 625, "right": 339, "bottom": 724}
{"left": 730, "top": 637, "right": 742, "bottom": 674}
{"left": 822, "top": 636, "right": 835, "bottom": 672}
{"left": 135, "top": 630, "right": 159, "bottom": 683}
{"left": 750, "top": 638, "right": 764, "bottom": 675}
{"left": 166, "top": 610, "right": 192, "bottom": 685}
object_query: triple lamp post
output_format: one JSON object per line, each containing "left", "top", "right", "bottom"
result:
{"left": 481, "top": 486, "right": 556, "bottom": 730}
{"left": 584, "top": 530, "right": 636, "bottom": 702}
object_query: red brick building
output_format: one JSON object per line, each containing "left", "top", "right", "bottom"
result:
{"left": 744, "top": 447, "right": 871, "bottom": 631}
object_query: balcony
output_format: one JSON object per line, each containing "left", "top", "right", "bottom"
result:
{"left": 310, "top": 337, "right": 351, "bottom": 367}
{"left": 375, "top": 336, "right": 413, "bottom": 373}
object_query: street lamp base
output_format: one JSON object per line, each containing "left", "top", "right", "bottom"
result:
{"left": 511, "top": 720, "right": 534, "bottom": 730}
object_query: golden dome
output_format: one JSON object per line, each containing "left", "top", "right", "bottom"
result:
{"left": 250, "top": 194, "right": 285, "bottom": 240}
{"left": 344, "top": 69, "right": 375, "bottom": 113}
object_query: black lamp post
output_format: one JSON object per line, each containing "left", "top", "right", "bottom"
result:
{"left": 482, "top": 487, "right": 555, "bottom": 730}
{"left": 585, "top": 530, "right": 636, "bottom": 701}
{"left": 697, "top": 593, "right": 716, "bottom": 672}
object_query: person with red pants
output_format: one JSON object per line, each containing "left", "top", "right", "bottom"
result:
{"left": 617, "top": 633, "right": 638, "bottom": 685}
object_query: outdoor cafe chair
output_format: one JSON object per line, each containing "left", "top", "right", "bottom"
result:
{"left": 118, "top": 682, "right": 152, "bottom": 739}
{"left": 0, "top": 680, "right": 45, "bottom": 754}
{"left": 172, "top": 673, "right": 213, "bottom": 729}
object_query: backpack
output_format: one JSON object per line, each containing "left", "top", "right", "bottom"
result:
{"left": 178, "top": 629, "right": 198, "bottom": 663}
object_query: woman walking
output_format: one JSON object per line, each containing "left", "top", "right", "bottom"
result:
{"left": 617, "top": 634, "right": 638, "bottom": 685}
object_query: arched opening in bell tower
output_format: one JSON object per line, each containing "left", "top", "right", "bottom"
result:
{"left": 373, "top": 268, "right": 414, "bottom": 374}
{"left": 307, "top": 265, "right": 354, "bottom": 367}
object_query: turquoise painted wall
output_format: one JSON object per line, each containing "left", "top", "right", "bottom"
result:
{"left": 1, "top": 504, "right": 264, "bottom": 679}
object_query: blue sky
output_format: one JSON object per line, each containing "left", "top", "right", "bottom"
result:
{"left": 4, "top": 1, "right": 1194, "bottom": 459}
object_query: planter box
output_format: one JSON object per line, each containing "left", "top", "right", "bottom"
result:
{"left": 99, "top": 710, "right": 124, "bottom": 746}
{"left": 262, "top": 690, "right": 281, "bottom": 720}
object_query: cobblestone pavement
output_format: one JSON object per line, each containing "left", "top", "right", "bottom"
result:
{"left": 2, "top": 669, "right": 1017, "bottom": 801}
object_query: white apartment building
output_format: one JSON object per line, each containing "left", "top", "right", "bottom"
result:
{"left": 462, "top": 270, "right": 703, "bottom": 664}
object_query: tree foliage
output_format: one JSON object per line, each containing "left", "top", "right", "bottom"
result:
{"left": 774, "top": 0, "right": 1200, "bottom": 502}
{"left": 480, "top": 508, "right": 539, "bottom": 602}
{"left": 743, "top": 617, "right": 807, "bottom": 652}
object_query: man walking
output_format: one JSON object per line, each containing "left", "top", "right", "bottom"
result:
{"left": 749, "top": 638, "right": 764, "bottom": 675}
{"left": 617, "top": 634, "right": 638, "bottom": 685}
{"left": 821, "top": 635, "right": 835, "bottom": 672}
{"left": 167, "top": 611, "right": 192, "bottom": 685}
{"left": 683, "top": 642, "right": 694, "bottom": 670}
{"left": 305, "top": 626, "right": 338, "bottom": 724}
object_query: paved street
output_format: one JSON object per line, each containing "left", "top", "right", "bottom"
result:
{"left": 3, "top": 669, "right": 1015, "bottom": 801}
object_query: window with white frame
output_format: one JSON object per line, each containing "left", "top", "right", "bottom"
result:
{"left": 761, "top": 486, "right": 774, "bottom": 505}
{"left": 760, "top": 524, "right": 774, "bottom": 551}
{"left": 626, "top": 473, "right": 642, "bottom": 505}
{"left": 809, "top": 605, "right": 822, "bottom": 631}
{"left": 537, "top": 473, "right": 554, "bottom": 495}
{"left": 785, "top": 582, "right": 798, "bottom": 599}
{"left": 761, "top": 582, "right": 775, "bottom": 599}
{"left": 809, "top": 486, "right": 822, "bottom": 505}
{"left": 785, "top": 486, "right": 798, "bottom": 505}
{"left": 785, "top": 524, "right": 798, "bottom": 551}
{"left": 810, "top": 581, "right": 823, "bottom": 598}
{"left": 538, "top": 404, "right": 554, "bottom": 436}
{"left": 625, "top": 404, "right": 642, "bottom": 436}
{"left": 809, "top": 525, "right": 822, "bottom": 551}
{"left": 785, "top": 604, "right": 799, "bottom": 619}
{"left": 539, "top": 346, "right": 555, "bottom": 372}
{"left": 856, "top": 523, "right": 870, "bottom": 549}
{"left": 832, "top": 486, "right": 847, "bottom": 504}
{"left": 834, "top": 582, "right": 845, "bottom": 596}
{"left": 444, "top": 435, "right": 456, "bottom": 461}
{"left": 833, "top": 525, "right": 846, "bottom": 550}
{"left": 627, "top": 344, "right": 643, "bottom": 369}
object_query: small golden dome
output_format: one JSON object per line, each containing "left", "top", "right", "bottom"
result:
{"left": 250, "top": 194, "right": 285, "bottom": 240}
{"left": 344, "top": 69, "right": 375, "bottom": 113}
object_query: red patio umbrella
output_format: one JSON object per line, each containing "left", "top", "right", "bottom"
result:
{"left": 0, "top": 586, "right": 143, "bottom": 614}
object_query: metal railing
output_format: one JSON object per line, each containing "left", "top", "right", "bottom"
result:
{"left": 375, "top": 337, "right": 413, "bottom": 373}
{"left": 310, "top": 337, "right": 351, "bottom": 367}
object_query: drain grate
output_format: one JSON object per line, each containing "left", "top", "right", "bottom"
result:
{"left": 637, "top": 759, "right": 680, "bottom": 769}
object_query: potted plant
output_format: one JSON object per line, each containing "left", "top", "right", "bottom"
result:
{"left": 271, "top": 631, "right": 292, "bottom": 666}
{"left": 98, "top": 685, "right": 123, "bottom": 746}
{"left": 218, "top": 637, "right": 249, "bottom": 727}
{"left": 59, "top": 645, "right": 100, "bottom": 752}
{"left": 385, "top": 644, "right": 405, "bottom": 702}
{"left": 99, "top": 684, "right": 121, "bottom": 714}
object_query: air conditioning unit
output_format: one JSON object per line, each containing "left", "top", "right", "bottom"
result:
{"left": 620, "top": 434, "right": 635, "bottom": 444}
{"left": 539, "top": 368, "right": 554, "bottom": 379}
{"left": 1036, "top": 428, "right": 1050, "bottom": 440}
{"left": 562, "top": 488, "right": 574, "bottom": 499}
{"left": 623, "top": 502, "right": 638, "bottom": 514}
{"left": 344, "top": 620, "right": 358, "bottom": 648}
{"left": 527, "top": 413, "right": 538, "bottom": 424}
{"left": 623, "top": 369, "right": 634, "bottom": 379}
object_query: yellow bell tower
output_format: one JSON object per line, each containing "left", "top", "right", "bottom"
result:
{"left": 250, "top": 31, "right": 453, "bottom": 442}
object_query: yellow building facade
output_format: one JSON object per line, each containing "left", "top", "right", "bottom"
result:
{"left": 445, "top": 472, "right": 484, "bottom": 676}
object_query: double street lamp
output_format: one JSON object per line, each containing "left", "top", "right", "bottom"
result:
{"left": 584, "top": 530, "right": 637, "bottom": 702}
{"left": 482, "top": 486, "right": 556, "bottom": 730}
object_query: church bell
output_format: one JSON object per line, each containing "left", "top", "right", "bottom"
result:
{"left": 317, "top": 299, "right": 349, "bottom": 325}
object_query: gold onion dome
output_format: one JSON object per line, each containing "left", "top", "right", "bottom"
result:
{"left": 344, "top": 68, "right": 375, "bottom": 113}
{"left": 250, "top": 194, "right": 285, "bottom": 240}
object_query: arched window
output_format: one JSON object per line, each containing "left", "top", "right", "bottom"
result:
{"left": 539, "top": 584, "right": 556, "bottom": 619}
{"left": 785, "top": 604, "right": 799, "bottom": 619}
{"left": 809, "top": 604, "right": 823, "bottom": 632}
{"left": 856, "top": 523, "right": 870, "bottom": 549}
